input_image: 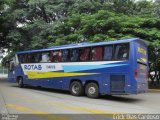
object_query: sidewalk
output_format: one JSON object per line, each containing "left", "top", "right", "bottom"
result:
{"left": 0, "top": 74, "right": 7, "bottom": 79}
{"left": 148, "top": 89, "right": 160, "bottom": 93}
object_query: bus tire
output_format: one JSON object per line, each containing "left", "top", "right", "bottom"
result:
{"left": 18, "top": 77, "right": 24, "bottom": 88}
{"left": 70, "top": 81, "right": 83, "bottom": 96}
{"left": 85, "top": 82, "right": 99, "bottom": 98}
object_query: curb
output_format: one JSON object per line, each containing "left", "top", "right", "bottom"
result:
{"left": 148, "top": 89, "right": 160, "bottom": 92}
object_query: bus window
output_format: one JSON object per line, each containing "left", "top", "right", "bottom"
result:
{"left": 41, "top": 52, "right": 50, "bottom": 62}
{"left": 62, "top": 50, "right": 69, "bottom": 62}
{"left": 55, "top": 51, "right": 62, "bottom": 62}
{"left": 34, "top": 53, "right": 42, "bottom": 63}
{"left": 91, "top": 46, "right": 103, "bottom": 61}
{"left": 70, "top": 49, "right": 79, "bottom": 62}
{"left": 79, "top": 48, "right": 90, "bottom": 61}
{"left": 23, "top": 54, "right": 28, "bottom": 63}
{"left": 18, "top": 54, "right": 23, "bottom": 63}
{"left": 22, "top": 54, "right": 30, "bottom": 63}
{"left": 50, "top": 51, "right": 54, "bottom": 62}
{"left": 27, "top": 54, "right": 35, "bottom": 63}
{"left": 104, "top": 46, "right": 113, "bottom": 61}
{"left": 114, "top": 44, "right": 129, "bottom": 60}
{"left": 18, "top": 54, "right": 28, "bottom": 63}
{"left": 50, "top": 50, "right": 62, "bottom": 62}
{"left": 18, "top": 53, "right": 41, "bottom": 63}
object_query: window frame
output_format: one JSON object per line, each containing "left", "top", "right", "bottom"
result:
{"left": 113, "top": 43, "right": 130, "bottom": 61}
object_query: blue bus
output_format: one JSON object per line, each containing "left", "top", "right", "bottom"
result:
{"left": 8, "top": 38, "right": 148, "bottom": 98}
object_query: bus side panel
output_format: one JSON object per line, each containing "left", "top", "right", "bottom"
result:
{"left": 60, "top": 62, "right": 130, "bottom": 95}
{"left": 15, "top": 64, "right": 25, "bottom": 78}
{"left": 8, "top": 70, "right": 16, "bottom": 83}
{"left": 44, "top": 77, "right": 63, "bottom": 89}
{"left": 15, "top": 60, "right": 135, "bottom": 95}
{"left": 61, "top": 74, "right": 107, "bottom": 94}
{"left": 8, "top": 64, "right": 24, "bottom": 83}
{"left": 25, "top": 78, "right": 42, "bottom": 87}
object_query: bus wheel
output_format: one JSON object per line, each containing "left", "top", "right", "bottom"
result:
{"left": 18, "top": 77, "right": 24, "bottom": 88}
{"left": 70, "top": 81, "right": 83, "bottom": 96}
{"left": 85, "top": 83, "right": 99, "bottom": 98}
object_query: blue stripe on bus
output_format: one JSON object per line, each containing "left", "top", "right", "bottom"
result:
{"left": 63, "top": 64, "right": 127, "bottom": 72}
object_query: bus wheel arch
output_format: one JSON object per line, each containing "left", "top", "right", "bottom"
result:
{"left": 17, "top": 76, "right": 24, "bottom": 88}
{"left": 69, "top": 79, "right": 84, "bottom": 96}
{"left": 85, "top": 80, "right": 99, "bottom": 98}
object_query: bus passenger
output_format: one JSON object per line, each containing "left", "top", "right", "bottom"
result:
{"left": 55, "top": 51, "right": 62, "bottom": 62}
{"left": 35, "top": 53, "right": 42, "bottom": 63}
{"left": 118, "top": 47, "right": 128, "bottom": 60}
{"left": 91, "top": 47, "right": 103, "bottom": 61}
{"left": 80, "top": 48, "right": 90, "bottom": 61}
{"left": 50, "top": 51, "right": 54, "bottom": 62}
{"left": 41, "top": 53, "right": 50, "bottom": 62}
{"left": 71, "top": 49, "right": 79, "bottom": 62}
{"left": 62, "top": 50, "right": 69, "bottom": 62}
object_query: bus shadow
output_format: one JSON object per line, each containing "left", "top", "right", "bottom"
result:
{"left": 23, "top": 85, "right": 71, "bottom": 95}
{"left": 99, "top": 95, "right": 142, "bottom": 103}
{"left": 11, "top": 85, "right": 142, "bottom": 103}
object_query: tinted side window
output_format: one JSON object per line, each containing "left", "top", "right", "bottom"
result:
{"left": 23, "top": 54, "right": 28, "bottom": 63}
{"left": 40, "top": 52, "right": 50, "bottom": 62}
{"left": 62, "top": 49, "right": 69, "bottom": 62}
{"left": 91, "top": 46, "right": 103, "bottom": 61}
{"left": 27, "top": 54, "right": 35, "bottom": 63}
{"left": 79, "top": 47, "right": 90, "bottom": 61}
{"left": 18, "top": 54, "right": 24, "bottom": 63}
{"left": 18, "top": 54, "right": 30, "bottom": 63}
{"left": 70, "top": 49, "right": 79, "bottom": 62}
{"left": 49, "top": 51, "right": 62, "bottom": 62}
{"left": 104, "top": 45, "right": 113, "bottom": 61}
{"left": 18, "top": 52, "right": 49, "bottom": 63}
{"left": 34, "top": 53, "right": 42, "bottom": 63}
{"left": 114, "top": 43, "right": 129, "bottom": 60}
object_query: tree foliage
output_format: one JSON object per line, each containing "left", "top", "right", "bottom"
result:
{"left": 0, "top": 0, "right": 160, "bottom": 66}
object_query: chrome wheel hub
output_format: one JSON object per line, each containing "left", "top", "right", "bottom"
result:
{"left": 72, "top": 84, "right": 79, "bottom": 94}
{"left": 88, "top": 87, "right": 96, "bottom": 95}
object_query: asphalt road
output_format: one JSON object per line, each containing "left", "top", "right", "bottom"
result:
{"left": 0, "top": 78, "right": 160, "bottom": 120}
